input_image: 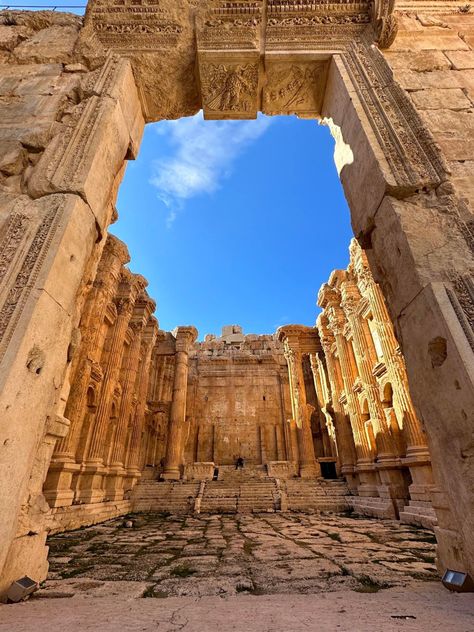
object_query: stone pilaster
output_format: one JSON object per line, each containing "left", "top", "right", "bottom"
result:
{"left": 341, "top": 278, "right": 409, "bottom": 509}
{"left": 316, "top": 314, "right": 357, "bottom": 490}
{"left": 125, "top": 317, "right": 158, "bottom": 489}
{"left": 352, "top": 242, "right": 433, "bottom": 502}
{"left": 319, "top": 283, "right": 380, "bottom": 497}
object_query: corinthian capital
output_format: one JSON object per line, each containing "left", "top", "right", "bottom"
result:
{"left": 173, "top": 326, "right": 198, "bottom": 352}
{"left": 115, "top": 297, "right": 133, "bottom": 317}
{"left": 340, "top": 280, "right": 362, "bottom": 318}
{"left": 317, "top": 283, "right": 341, "bottom": 310}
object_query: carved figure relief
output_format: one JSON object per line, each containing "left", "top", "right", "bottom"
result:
{"left": 200, "top": 63, "right": 259, "bottom": 118}
{"left": 263, "top": 62, "right": 328, "bottom": 116}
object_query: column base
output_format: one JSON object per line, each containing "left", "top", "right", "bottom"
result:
{"left": 355, "top": 461, "right": 379, "bottom": 497}
{"left": 74, "top": 462, "right": 106, "bottom": 504}
{"left": 161, "top": 466, "right": 181, "bottom": 481}
{"left": 103, "top": 465, "right": 127, "bottom": 501}
{"left": 299, "top": 462, "right": 321, "bottom": 478}
{"left": 43, "top": 458, "right": 80, "bottom": 508}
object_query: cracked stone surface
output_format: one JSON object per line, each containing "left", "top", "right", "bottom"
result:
{"left": 1, "top": 513, "right": 473, "bottom": 631}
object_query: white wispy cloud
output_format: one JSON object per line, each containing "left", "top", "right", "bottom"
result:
{"left": 150, "top": 111, "right": 272, "bottom": 226}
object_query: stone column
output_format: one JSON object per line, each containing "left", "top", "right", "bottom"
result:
{"left": 353, "top": 244, "right": 433, "bottom": 502}
{"left": 44, "top": 236, "right": 129, "bottom": 507}
{"left": 319, "top": 285, "right": 379, "bottom": 497}
{"left": 124, "top": 317, "right": 158, "bottom": 489}
{"left": 278, "top": 326, "right": 320, "bottom": 478}
{"left": 309, "top": 353, "right": 338, "bottom": 460}
{"left": 75, "top": 275, "right": 137, "bottom": 503}
{"left": 341, "top": 278, "right": 409, "bottom": 509}
{"left": 104, "top": 319, "right": 143, "bottom": 500}
{"left": 161, "top": 326, "right": 198, "bottom": 480}
{"left": 316, "top": 314, "right": 357, "bottom": 490}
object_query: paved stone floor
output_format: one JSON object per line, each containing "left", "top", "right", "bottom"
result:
{"left": 1, "top": 513, "right": 473, "bottom": 631}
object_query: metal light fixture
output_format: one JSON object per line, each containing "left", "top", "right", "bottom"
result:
{"left": 6, "top": 576, "right": 39, "bottom": 603}
{"left": 442, "top": 569, "right": 474, "bottom": 593}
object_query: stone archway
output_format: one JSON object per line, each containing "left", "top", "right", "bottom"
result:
{"left": 0, "top": 0, "right": 473, "bottom": 595}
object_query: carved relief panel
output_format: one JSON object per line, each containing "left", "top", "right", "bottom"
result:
{"left": 263, "top": 58, "right": 329, "bottom": 117}
{"left": 199, "top": 57, "right": 260, "bottom": 119}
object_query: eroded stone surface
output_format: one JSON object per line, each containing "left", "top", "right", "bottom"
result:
{"left": 43, "top": 513, "right": 438, "bottom": 598}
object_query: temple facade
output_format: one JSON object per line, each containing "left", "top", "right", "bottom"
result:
{"left": 41, "top": 235, "right": 435, "bottom": 534}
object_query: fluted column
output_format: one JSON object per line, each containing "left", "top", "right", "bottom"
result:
{"left": 104, "top": 319, "right": 144, "bottom": 500}
{"left": 125, "top": 317, "right": 158, "bottom": 487}
{"left": 319, "top": 283, "right": 381, "bottom": 498}
{"left": 43, "top": 237, "right": 130, "bottom": 507}
{"left": 341, "top": 279, "right": 410, "bottom": 508}
{"left": 341, "top": 280, "right": 400, "bottom": 459}
{"left": 309, "top": 353, "right": 337, "bottom": 460}
{"left": 74, "top": 282, "right": 136, "bottom": 503}
{"left": 352, "top": 243, "right": 433, "bottom": 501}
{"left": 161, "top": 326, "right": 198, "bottom": 480}
{"left": 316, "top": 314, "right": 357, "bottom": 486}
{"left": 277, "top": 326, "right": 320, "bottom": 478}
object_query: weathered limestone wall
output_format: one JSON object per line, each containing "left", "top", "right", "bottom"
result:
{"left": 316, "top": 239, "right": 436, "bottom": 528}
{"left": 369, "top": 6, "right": 474, "bottom": 575}
{"left": 184, "top": 327, "right": 292, "bottom": 467}
{"left": 0, "top": 10, "right": 144, "bottom": 594}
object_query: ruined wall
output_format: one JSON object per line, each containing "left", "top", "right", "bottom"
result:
{"left": 184, "top": 327, "right": 292, "bottom": 467}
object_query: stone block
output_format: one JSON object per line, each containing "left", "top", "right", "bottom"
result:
{"left": 391, "top": 33, "right": 469, "bottom": 52}
{"left": 445, "top": 50, "right": 474, "bottom": 70}
{"left": 394, "top": 69, "right": 462, "bottom": 91}
{"left": 420, "top": 109, "right": 474, "bottom": 140}
{"left": 367, "top": 195, "right": 474, "bottom": 321}
{"left": 437, "top": 139, "right": 474, "bottom": 161}
{"left": 184, "top": 463, "right": 215, "bottom": 481}
{"left": 0, "top": 141, "right": 27, "bottom": 176}
{"left": 384, "top": 50, "right": 450, "bottom": 72}
{"left": 267, "top": 461, "right": 291, "bottom": 479}
{"left": 410, "top": 88, "right": 472, "bottom": 111}
{"left": 13, "top": 25, "right": 79, "bottom": 64}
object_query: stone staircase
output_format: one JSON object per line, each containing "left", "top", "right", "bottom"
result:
{"left": 131, "top": 471, "right": 351, "bottom": 515}
{"left": 200, "top": 471, "right": 280, "bottom": 513}
{"left": 399, "top": 500, "right": 438, "bottom": 530}
{"left": 284, "top": 479, "right": 351, "bottom": 513}
{"left": 131, "top": 480, "right": 200, "bottom": 513}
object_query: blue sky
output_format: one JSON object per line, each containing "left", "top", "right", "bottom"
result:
{"left": 112, "top": 114, "right": 353, "bottom": 338}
